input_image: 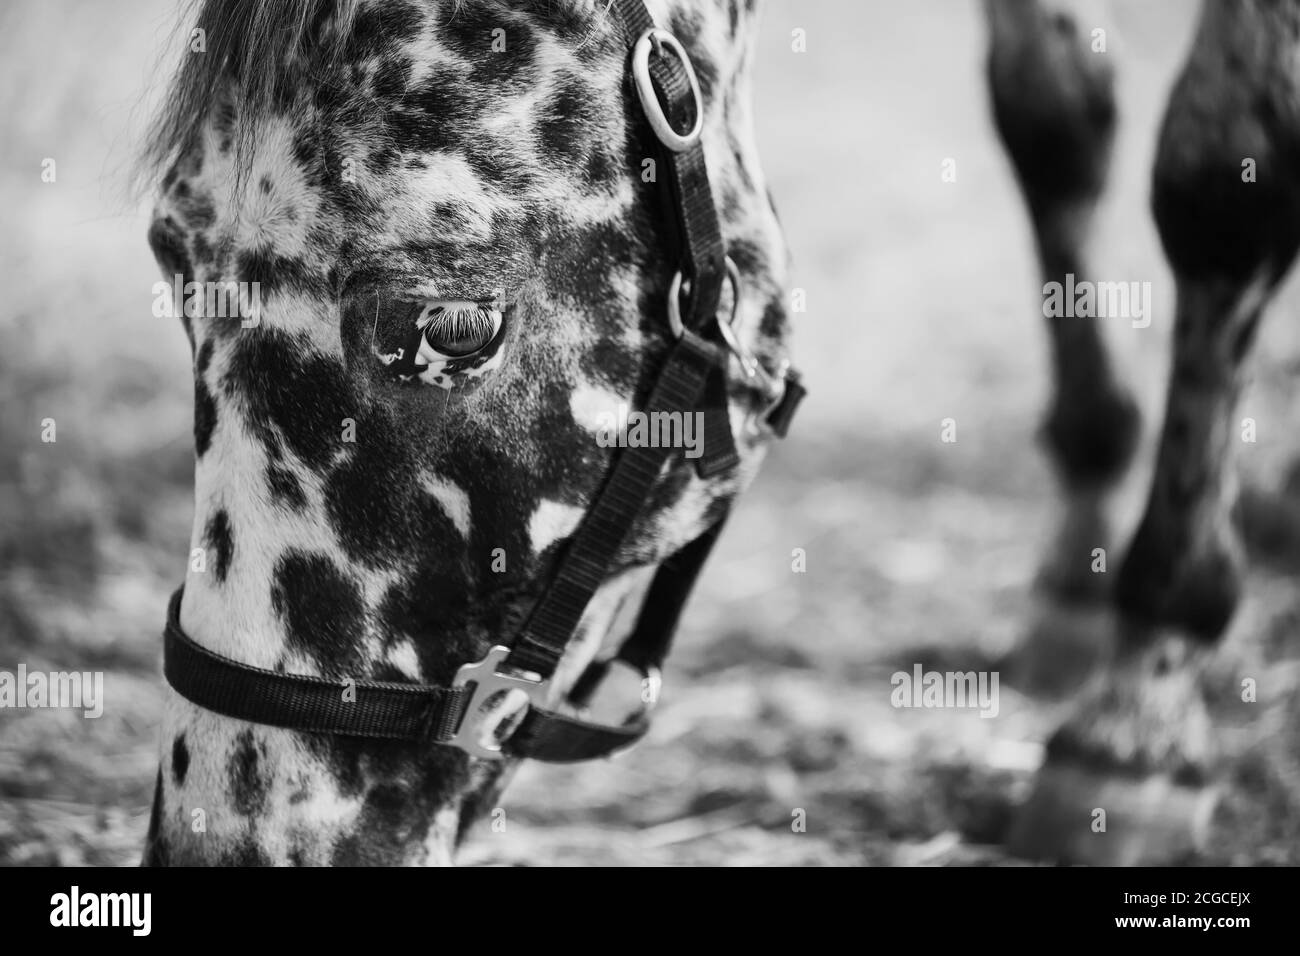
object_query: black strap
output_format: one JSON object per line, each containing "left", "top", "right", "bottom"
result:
{"left": 522, "top": 513, "right": 729, "bottom": 760}
{"left": 505, "top": 0, "right": 742, "bottom": 680}
{"left": 766, "top": 368, "right": 806, "bottom": 438}
{"left": 614, "top": 0, "right": 726, "bottom": 330}
{"left": 506, "top": 331, "right": 722, "bottom": 678}
{"left": 507, "top": 706, "right": 647, "bottom": 763}
{"left": 165, "top": 585, "right": 653, "bottom": 762}
{"left": 615, "top": 509, "right": 728, "bottom": 672}
{"left": 567, "top": 511, "right": 727, "bottom": 707}
{"left": 164, "top": 589, "right": 469, "bottom": 741}
{"left": 615, "top": 0, "right": 738, "bottom": 478}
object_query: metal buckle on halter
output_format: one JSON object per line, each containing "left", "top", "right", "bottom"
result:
{"left": 631, "top": 28, "right": 704, "bottom": 152}
{"left": 668, "top": 257, "right": 791, "bottom": 430}
{"left": 448, "top": 645, "right": 547, "bottom": 760}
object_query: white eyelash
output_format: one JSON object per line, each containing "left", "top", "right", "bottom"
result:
{"left": 419, "top": 305, "right": 498, "bottom": 342}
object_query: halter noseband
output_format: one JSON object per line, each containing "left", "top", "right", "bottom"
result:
{"left": 162, "top": 0, "right": 806, "bottom": 764}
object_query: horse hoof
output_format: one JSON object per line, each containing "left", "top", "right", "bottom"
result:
{"left": 1009, "top": 632, "right": 1221, "bottom": 863}
{"left": 1001, "top": 603, "right": 1113, "bottom": 697}
{"left": 1035, "top": 489, "right": 1113, "bottom": 607}
{"left": 1237, "top": 482, "right": 1300, "bottom": 570}
{"left": 1007, "top": 761, "right": 1218, "bottom": 865}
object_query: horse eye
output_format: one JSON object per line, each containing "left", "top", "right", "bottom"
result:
{"left": 418, "top": 301, "right": 503, "bottom": 359}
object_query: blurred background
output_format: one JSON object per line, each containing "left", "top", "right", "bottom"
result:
{"left": 3, "top": 0, "right": 1300, "bottom": 865}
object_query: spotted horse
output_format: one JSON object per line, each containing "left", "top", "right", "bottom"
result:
{"left": 986, "top": 0, "right": 1300, "bottom": 863}
{"left": 141, "top": 0, "right": 802, "bottom": 866}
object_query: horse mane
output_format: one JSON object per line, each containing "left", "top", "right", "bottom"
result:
{"left": 142, "top": 0, "right": 367, "bottom": 183}
{"left": 141, "top": 0, "right": 610, "bottom": 190}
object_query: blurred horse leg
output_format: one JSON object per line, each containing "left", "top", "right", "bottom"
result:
{"left": 986, "top": 0, "right": 1141, "bottom": 605}
{"left": 1012, "top": 0, "right": 1300, "bottom": 864}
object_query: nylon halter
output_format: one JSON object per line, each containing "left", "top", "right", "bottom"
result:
{"left": 162, "top": 0, "right": 806, "bottom": 764}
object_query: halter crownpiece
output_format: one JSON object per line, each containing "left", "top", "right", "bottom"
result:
{"left": 162, "top": 0, "right": 806, "bottom": 763}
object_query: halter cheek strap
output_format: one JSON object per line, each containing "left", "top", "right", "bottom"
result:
{"left": 161, "top": 0, "right": 806, "bottom": 764}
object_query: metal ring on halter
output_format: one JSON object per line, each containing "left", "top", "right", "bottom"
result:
{"left": 666, "top": 258, "right": 787, "bottom": 416}
{"left": 666, "top": 257, "right": 739, "bottom": 340}
{"left": 631, "top": 29, "right": 704, "bottom": 153}
{"left": 715, "top": 296, "right": 763, "bottom": 381}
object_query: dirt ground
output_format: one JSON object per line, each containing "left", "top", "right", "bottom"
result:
{"left": 3, "top": 0, "right": 1300, "bottom": 866}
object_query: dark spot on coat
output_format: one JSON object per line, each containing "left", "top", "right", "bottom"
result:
{"left": 328, "top": 746, "right": 469, "bottom": 864}
{"left": 235, "top": 247, "right": 323, "bottom": 300}
{"left": 583, "top": 145, "right": 621, "bottom": 187}
{"left": 466, "top": 146, "right": 537, "bottom": 195}
{"left": 539, "top": 219, "right": 636, "bottom": 307}
{"left": 344, "top": 1, "right": 423, "bottom": 62}
{"left": 228, "top": 729, "right": 270, "bottom": 816}
{"left": 196, "top": 338, "right": 214, "bottom": 375}
{"left": 302, "top": 736, "right": 368, "bottom": 800}
{"left": 438, "top": 7, "right": 537, "bottom": 81}
{"left": 581, "top": 336, "right": 641, "bottom": 388}
{"left": 177, "top": 191, "right": 216, "bottom": 230}
{"left": 219, "top": 839, "right": 274, "bottom": 866}
{"left": 387, "top": 70, "right": 475, "bottom": 155}
{"left": 319, "top": 398, "right": 464, "bottom": 570}
{"left": 375, "top": 554, "right": 478, "bottom": 680}
{"left": 330, "top": 785, "right": 418, "bottom": 864}
{"left": 172, "top": 734, "right": 190, "bottom": 787}
{"left": 726, "top": 237, "right": 769, "bottom": 280}
{"left": 758, "top": 298, "right": 787, "bottom": 338}
{"left": 150, "top": 217, "right": 198, "bottom": 346}
{"left": 373, "top": 55, "right": 412, "bottom": 101}
{"left": 148, "top": 216, "right": 191, "bottom": 280}
{"left": 266, "top": 464, "right": 307, "bottom": 510}
{"left": 270, "top": 550, "right": 366, "bottom": 674}
{"left": 292, "top": 125, "right": 323, "bottom": 172}
{"left": 194, "top": 376, "right": 217, "bottom": 457}
{"left": 539, "top": 72, "right": 597, "bottom": 167}
{"left": 515, "top": 0, "right": 590, "bottom": 44}
{"left": 365, "top": 144, "right": 401, "bottom": 176}
{"left": 141, "top": 769, "right": 169, "bottom": 867}
{"left": 205, "top": 508, "right": 234, "bottom": 582}
{"left": 191, "top": 231, "right": 215, "bottom": 268}
{"left": 223, "top": 330, "right": 356, "bottom": 470}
